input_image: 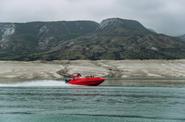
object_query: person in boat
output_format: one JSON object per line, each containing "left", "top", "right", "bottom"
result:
{"left": 85, "top": 75, "right": 94, "bottom": 78}
{"left": 64, "top": 73, "right": 81, "bottom": 83}
{"left": 72, "top": 73, "right": 82, "bottom": 79}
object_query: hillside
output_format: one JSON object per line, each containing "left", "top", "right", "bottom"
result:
{"left": 0, "top": 18, "right": 185, "bottom": 60}
{"left": 179, "top": 34, "right": 185, "bottom": 41}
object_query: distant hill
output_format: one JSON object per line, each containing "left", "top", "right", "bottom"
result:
{"left": 0, "top": 18, "right": 185, "bottom": 60}
{"left": 179, "top": 34, "right": 185, "bottom": 41}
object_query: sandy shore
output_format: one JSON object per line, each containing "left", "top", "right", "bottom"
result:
{"left": 1, "top": 60, "right": 185, "bottom": 85}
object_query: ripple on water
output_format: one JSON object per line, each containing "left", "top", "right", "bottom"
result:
{"left": 0, "top": 82, "right": 185, "bottom": 122}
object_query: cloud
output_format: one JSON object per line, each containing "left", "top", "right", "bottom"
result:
{"left": 115, "top": 0, "right": 185, "bottom": 36}
{"left": 0, "top": 0, "right": 184, "bottom": 36}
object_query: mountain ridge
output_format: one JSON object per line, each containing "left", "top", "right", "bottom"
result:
{"left": 179, "top": 34, "right": 185, "bottom": 41}
{"left": 0, "top": 18, "right": 185, "bottom": 60}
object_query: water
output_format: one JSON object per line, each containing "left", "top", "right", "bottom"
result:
{"left": 0, "top": 81, "right": 185, "bottom": 122}
{"left": 0, "top": 80, "right": 69, "bottom": 87}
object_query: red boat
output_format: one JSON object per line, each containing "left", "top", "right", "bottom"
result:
{"left": 65, "top": 73, "right": 105, "bottom": 86}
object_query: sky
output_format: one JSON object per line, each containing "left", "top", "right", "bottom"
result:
{"left": 0, "top": 0, "right": 184, "bottom": 36}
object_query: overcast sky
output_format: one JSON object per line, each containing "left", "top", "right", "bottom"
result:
{"left": 0, "top": 0, "right": 184, "bottom": 36}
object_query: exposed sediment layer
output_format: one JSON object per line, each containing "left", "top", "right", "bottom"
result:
{"left": 1, "top": 60, "right": 185, "bottom": 85}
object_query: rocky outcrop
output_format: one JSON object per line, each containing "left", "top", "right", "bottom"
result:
{"left": 0, "top": 24, "right": 15, "bottom": 49}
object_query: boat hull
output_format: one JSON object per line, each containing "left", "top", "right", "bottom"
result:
{"left": 68, "top": 77, "right": 105, "bottom": 86}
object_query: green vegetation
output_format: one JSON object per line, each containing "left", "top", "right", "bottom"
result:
{"left": 0, "top": 18, "right": 185, "bottom": 60}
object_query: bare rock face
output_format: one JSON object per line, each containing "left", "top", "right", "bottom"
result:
{"left": 0, "top": 24, "right": 15, "bottom": 49}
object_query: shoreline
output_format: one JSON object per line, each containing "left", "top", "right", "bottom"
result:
{"left": 1, "top": 60, "right": 185, "bottom": 86}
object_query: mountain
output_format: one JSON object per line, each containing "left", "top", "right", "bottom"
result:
{"left": 0, "top": 21, "right": 99, "bottom": 60}
{"left": 179, "top": 34, "right": 185, "bottom": 41}
{"left": 0, "top": 18, "right": 185, "bottom": 60}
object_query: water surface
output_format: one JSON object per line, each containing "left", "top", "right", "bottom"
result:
{"left": 0, "top": 81, "right": 185, "bottom": 122}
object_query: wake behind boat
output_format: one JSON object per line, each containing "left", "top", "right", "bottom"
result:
{"left": 65, "top": 73, "right": 105, "bottom": 86}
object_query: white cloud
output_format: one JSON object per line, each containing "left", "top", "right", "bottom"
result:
{"left": 0, "top": 0, "right": 184, "bottom": 35}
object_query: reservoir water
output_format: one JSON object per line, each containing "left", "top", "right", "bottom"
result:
{"left": 0, "top": 80, "right": 185, "bottom": 122}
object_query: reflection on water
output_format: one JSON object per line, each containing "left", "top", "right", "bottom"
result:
{"left": 0, "top": 83, "right": 185, "bottom": 122}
